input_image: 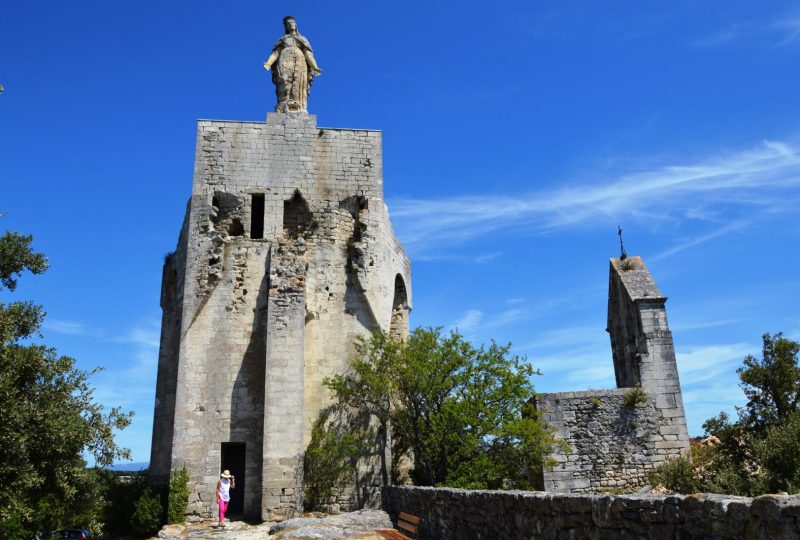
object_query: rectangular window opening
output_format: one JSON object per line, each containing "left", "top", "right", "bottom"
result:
{"left": 250, "top": 194, "right": 265, "bottom": 239}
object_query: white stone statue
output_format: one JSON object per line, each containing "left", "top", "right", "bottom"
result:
{"left": 263, "top": 16, "right": 322, "bottom": 113}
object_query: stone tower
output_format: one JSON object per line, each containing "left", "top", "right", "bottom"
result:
{"left": 149, "top": 111, "right": 411, "bottom": 520}
{"left": 535, "top": 256, "right": 689, "bottom": 493}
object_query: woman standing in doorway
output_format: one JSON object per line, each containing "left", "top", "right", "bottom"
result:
{"left": 216, "top": 470, "right": 235, "bottom": 527}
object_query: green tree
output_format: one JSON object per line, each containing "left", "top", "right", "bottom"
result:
{"left": 0, "top": 227, "right": 133, "bottom": 537}
{"left": 653, "top": 333, "right": 800, "bottom": 496}
{"left": 302, "top": 409, "right": 365, "bottom": 511}
{"left": 737, "top": 332, "right": 800, "bottom": 431}
{"left": 325, "top": 327, "right": 563, "bottom": 490}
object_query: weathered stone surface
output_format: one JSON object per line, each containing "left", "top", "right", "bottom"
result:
{"left": 150, "top": 112, "right": 411, "bottom": 522}
{"left": 155, "top": 511, "right": 394, "bottom": 539}
{"left": 384, "top": 486, "right": 800, "bottom": 539}
{"left": 270, "top": 509, "right": 393, "bottom": 539}
{"left": 534, "top": 256, "right": 690, "bottom": 494}
{"left": 158, "top": 523, "right": 189, "bottom": 538}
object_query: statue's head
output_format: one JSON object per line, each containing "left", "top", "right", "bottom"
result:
{"left": 283, "top": 16, "right": 297, "bottom": 33}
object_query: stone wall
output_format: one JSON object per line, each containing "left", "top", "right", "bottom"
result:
{"left": 383, "top": 486, "right": 800, "bottom": 539}
{"left": 535, "top": 257, "right": 690, "bottom": 494}
{"left": 534, "top": 389, "right": 662, "bottom": 493}
{"left": 150, "top": 112, "right": 411, "bottom": 521}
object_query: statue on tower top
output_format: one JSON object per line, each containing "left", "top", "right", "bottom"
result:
{"left": 263, "top": 16, "right": 323, "bottom": 113}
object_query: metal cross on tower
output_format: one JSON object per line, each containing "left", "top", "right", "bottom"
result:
{"left": 618, "top": 226, "right": 628, "bottom": 260}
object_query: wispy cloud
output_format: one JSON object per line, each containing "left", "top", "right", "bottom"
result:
{"left": 774, "top": 18, "right": 800, "bottom": 46}
{"left": 116, "top": 326, "right": 161, "bottom": 348}
{"left": 44, "top": 318, "right": 104, "bottom": 337}
{"left": 649, "top": 219, "right": 751, "bottom": 261}
{"left": 670, "top": 317, "right": 743, "bottom": 333}
{"left": 677, "top": 343, "right": 753, "bottom": 386}
{"left": 694, "top": 15, "right": 800, "bottom": 48}
{"left": 450, "top": 309, "right": 483, "bottom": 334}
{"left": 448, "top": 307, "right": 529, "bottom": 338}
{"left": 92, "top": 322, "right": 161, "bottom": 416}
{"left": 390, "top": 140, "right": 800, "bottom": 256}
{"left": 415, "top": 251, "right": 502, "bottom": 264}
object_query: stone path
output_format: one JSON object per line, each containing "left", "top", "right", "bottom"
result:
{"left": 157, "top": 510, "right": 395, "bottom": 539}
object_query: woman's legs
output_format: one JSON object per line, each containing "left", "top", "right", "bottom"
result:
{"left": 218, "top": 499, "right": 228, "bottom": 524}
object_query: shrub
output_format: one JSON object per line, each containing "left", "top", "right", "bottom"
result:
{"left": 647, "top": 458, "right": 699, "bottom": 494}
{"left": 622, "top": 387, "right": 648, "bottom": 407}
{"left": 130, "top": 487, "right": 163, "bottom": 536}
{"left": 757, "top": 412, "right": 800, "bottom": 493}
{"left": 103, "top": 470, "right": 149, "bottom": 535}
{"left": 166, "top": 467, "right": 189, "bottom": 524}
{"left": 619, "top": 258, "right": 636, "bottom": 271}
{"left": 303, "top": 410, "right": 364, "bottom": 511}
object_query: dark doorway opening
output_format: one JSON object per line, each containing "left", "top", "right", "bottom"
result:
{"left": 221, "top": 442, "right": 246, "bottom": 517}
{"left": 251, "top": 194, "right": 265, "bottom": 239}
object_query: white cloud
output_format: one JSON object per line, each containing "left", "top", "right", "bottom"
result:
{"left": 649, "top": 220, "right": 751, "bottom": 261}
{"left": 389, "top": 140, "right": 800, "bottom": 256}
{"left": 118, "top": 326, "right": 161, "bottom": 348}
{"left": 520, "top": 324, "right": 607, "bottom": 352}
{"left": 676, "top": 343, "right": 752, "bottom": 384}
{"left": 43, "top": 318, "right": 103, "bottom": 337}
{"left": 693, "top": 16, "right": 800, "bottom": 48}
{"left": 774, "top": 18, "right": 800, "bottom": 46}
{"left": 670, "top": 317, "right": 743, "bottom": 333}
{"left": 415, "top": 251, "right": 502, "bottom": 264}
{"left": 450, "top": 309, "right": 483, "bottom": 334}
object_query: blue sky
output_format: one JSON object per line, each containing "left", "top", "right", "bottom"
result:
{"left": 2, "top": 1, "right": 799, "bottom": 463}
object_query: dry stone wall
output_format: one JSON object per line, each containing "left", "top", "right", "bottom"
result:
{"left": 535, "top": 389, "right": 662, "bottom": 493}
{"left": 383, "top": 486, "right": 800, "bottom": 540}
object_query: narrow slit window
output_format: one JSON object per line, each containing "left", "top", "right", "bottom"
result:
{"left": 250, "top": 194, "right": 265, "bottom": 239}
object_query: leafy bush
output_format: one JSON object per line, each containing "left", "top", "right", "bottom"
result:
{"left": 303, "top": 410, "right": 364, "bottom": 511}
{"left": 757, "top": 411, "right": 800, "bottom": 493}
{"left": 648, "top": 458, "right": 699, "bottom": 494}
{"left": 130, "top": 487, "right": 163, "bottom": 536}
{"left": 102, "top": 470, "right": 149, "bottom": 536}
{"left": 167, "top": 467, "right": 189, "bottom": 524}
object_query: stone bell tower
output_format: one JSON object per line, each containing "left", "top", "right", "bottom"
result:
{"left": 149, "top": 17, "right": 411, "bottom": 521}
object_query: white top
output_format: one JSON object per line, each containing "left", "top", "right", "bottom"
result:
{"left": 218, "top": 478, "right": 231, "bottom": 502}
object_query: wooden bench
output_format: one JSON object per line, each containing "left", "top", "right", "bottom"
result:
{"left": 378, "top": 511, "right": 421, "bottom": 539}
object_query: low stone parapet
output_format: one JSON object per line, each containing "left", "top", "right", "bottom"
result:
{"left": 383, "top": 485, "right": 800, "bottom": 539}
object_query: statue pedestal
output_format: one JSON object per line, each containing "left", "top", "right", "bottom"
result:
{"left": 266, "top": 112, "right": 316, "bottom": 127}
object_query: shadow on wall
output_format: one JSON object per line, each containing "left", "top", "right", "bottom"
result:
{"left": 229, "top": 251, "right": 270, "bottom": 520}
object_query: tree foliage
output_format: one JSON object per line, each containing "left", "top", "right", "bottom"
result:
{"left": 166, "top": 466, "right": 189, "bottom": 524}
{"left": 303, "top": 409, "right": 365, "bottom": 511}
{"left": 325, "top": 327, "right": 564, "bottom": 490}
{"left": 737, "top": 333, "right": 800, "bottom": 431}
{"left": 0, "top": 226, "right": 132, "bottom": 537}
{"left": 130, "top": 487, "right": 163, "bottom": 536}
{"left": 651, "top": 332, "right": 800, "bottom": 496}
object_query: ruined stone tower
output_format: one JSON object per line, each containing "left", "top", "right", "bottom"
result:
{"left": 535, "top": 256, "right": 690, "bottom": 493}
{"left": 149, "top": 111, "right": 411, "bottom": 520}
